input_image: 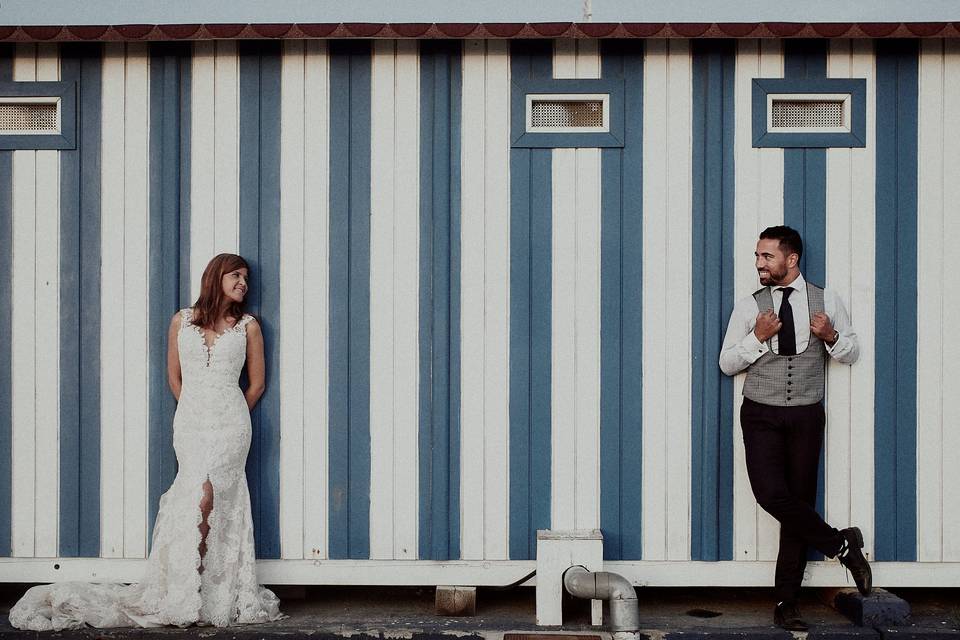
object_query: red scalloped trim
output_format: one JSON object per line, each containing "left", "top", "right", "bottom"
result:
{"left": 297, "top": 23, "right": 339, "bottom": 37}
{"left": 622, "top": 23, "right": 666, "bottom": 37}
{"left": 530, "top": 22, "right": 573, "bottom": 37}
{"left": 343, "top": 23, "right": 385, "bottom": 37}
{"left": 906, "top": 22, "right": 946, "bottom": 36}
{"left": 483, "top": 23, "right": 525, "bottom": 37}
{"left": 765, "top": 22, "right": 805, "bottom": 36}
{"left": 811, "top": 23, "right": 853, "bottom": 37}
{"left": 436, "top": 23, "right": 479, "bottom": 37}
{"left": 859, "top": 22, "right": 900, "bottom": 37}
{"left": 1, "top": 21, "right": 956, "bottom": 41}
{"left": 718, "top": 23, "right": 758, "bottom": 37}
{"left": 67, "top": 26, "right": 110, "bottom": 39}
{"left": 206, "top": 24, "right": 247, "bottom": 38}
{"left": 670, "top": 23, "right": 711, "bottom": 37}
{"left": 576, "top": 23, "right": 618, "bottom": 37}
{"left": 392, "top": 23, "right": 432, "bottom": 37}
{"left": 159, "top": 24, "right": 201, "bottom": 39}
{"left": 21, "top": 26, "right": 63, "bottom": 40}
{"left": 115, "top": 24, "right": 154, "bottom": 38}
{"left": 252, "top": 24, "right": 293, "bottom": 38}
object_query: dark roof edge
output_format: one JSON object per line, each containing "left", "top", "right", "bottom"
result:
{"left": 0, "top": 22, "right": 958, "bottom": 42}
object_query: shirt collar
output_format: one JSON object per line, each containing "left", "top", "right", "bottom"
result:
{"left": 772, "top": 272, "right": 805, "bottom": 294}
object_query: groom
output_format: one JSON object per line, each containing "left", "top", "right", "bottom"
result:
{"left": 719, "top": 225, "right": 872, "bottom": 631}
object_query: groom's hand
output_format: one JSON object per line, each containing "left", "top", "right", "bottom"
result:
{"left": 754, "top": 309, "right": 782, "bottom": 343}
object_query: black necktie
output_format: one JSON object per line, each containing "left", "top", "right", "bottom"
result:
{"left": 777, "top": 287, "right": 796, "bottom": 356}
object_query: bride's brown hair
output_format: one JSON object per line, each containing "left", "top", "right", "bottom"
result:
{"left": 192, "top": 253, "right": 249, "bottom": 329}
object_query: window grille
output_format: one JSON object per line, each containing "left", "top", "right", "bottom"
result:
{"left": 771, "top": 99, "right": 844, "bottom": 130}
{"left": 525, "top": 93, "right": 610, "bottom": 134}
{"left": 0, "top": 99, "right": 60, "bottom": 135}
{"left": 531, "top": 99, "right": 604, "bottom": 129}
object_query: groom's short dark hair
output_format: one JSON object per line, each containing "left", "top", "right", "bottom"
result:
{"left": 759, "top": 225, "right": 803, "bottom": 261}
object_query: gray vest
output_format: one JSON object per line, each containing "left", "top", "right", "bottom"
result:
{"left": 742, "top": 283, "right": 827, "bottom": 407}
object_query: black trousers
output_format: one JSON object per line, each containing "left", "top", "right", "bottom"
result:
{"left": 740, "top": 397, "right": 844, "bottom": 603}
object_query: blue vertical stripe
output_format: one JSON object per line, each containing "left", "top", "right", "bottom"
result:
{"left": 691, "top": 40, "right": 736, "bottom": 562}
{"left": 58, "top": 44, "right": 102, "bottom": 557}
{"left": 599, "top": 40, "right": 644, "bottom": 561}
{"left": 0, "top": 44, "right": 12, "bottom": 557}
{"left": 418, "top": 40, "right": 462, "bottom": 561}
{"left": 874, "top": 39, "right": 918, "bottom": 562}
{"left": 328, "top": 41, "right": 372, "bottom": 560}
{"left": 509, "top": 40, "right": 552, "bottom": 560}
{"left": 782, "top": 39, "right": 828, "bottom": 561}
{"left": 148, "top": 42, "right": 190, "bottom": 544}
{"left": 239, "top": 40, "right": 282, "bottom": 559}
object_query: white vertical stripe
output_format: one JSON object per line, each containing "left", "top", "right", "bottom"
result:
{"left": 391, "top": 39, "right": 420, "bottom": 559}
{"left": 916, "top": 39, "right": 945, "bottom": 561}
{"left": 32, "top": 43, "right": 61, "bottom": 558}
{"left": 459, "top": 40, "right": 512, "bottom": 559}
{"left": 190, "top": 41, "right": 215, "bottom": 301}
{"left": 460, "top": 39, "right": 487, "bottom": 559}
{"left": 551, "top": 39, "right": 577, "bottom": 531}
{"left": 301, "top": 40, "right": 329, "bottom": 559}
{"left": 642, "top": 39, "right": 694, "bottom": 561}
{"left": 572, "top": 40, "right": 601, "bottom": 531}
{"left": 827, "top": 40, "right": 876, "bottom": 554}
{"left": 482, "top": 40, "right": 512, "bottom": 559}
{"left": 825, "top": 40, "right": 856, "bottom": 544}
{"left": 213, "top": 41, "right": 239, "bottom": 255}
{"left": 663, "top": 40, "right": 694, "bottom": 561}
{"left": 732, "top": 39, "right": 784, "bottom": 562}
{"left": 10, "top": 44, "right": 37, "bottom": 558}
{"left": 369, "top": 40, "right": 419, "bottom": 560}
{"left": 369, "top": 39, "right": 396, "bottom": 560}
{"left": 188, "top": 42, "right": 213, "bottom": 300}
{"left": 100, "top": 42, "right": 127, "bottom": 558}
{"left": 122, "top": 44, "right": 150, "bottom": 559}
{"left": 550, "top": 40, "right": 602, "bottom": 531}
{"left": 279, "top": 40, "right": 306, "bottom": 560}
{"left": 941, "top": 40, "right": 960, "bottom": 562}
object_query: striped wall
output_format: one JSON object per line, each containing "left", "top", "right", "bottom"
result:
{"left": 0, "top": 39, "right": 957, "bottom": 584}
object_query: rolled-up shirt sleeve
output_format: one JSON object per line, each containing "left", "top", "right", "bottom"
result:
{"left": 823, "top": 288, "right": 859, "bottom": 365}
{"left": 719, "top": 295, "right": 770, "bottom": 376}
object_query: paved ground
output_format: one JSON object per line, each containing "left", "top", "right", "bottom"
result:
{"left": 0, "top": 584, "right": 956, "bottom": 640}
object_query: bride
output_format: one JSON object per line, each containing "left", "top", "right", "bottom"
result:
{"left": 10, "top": 254, "right": 283, "bottom": 630}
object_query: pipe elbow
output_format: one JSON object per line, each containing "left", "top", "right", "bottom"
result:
{"left": 598, "top": 571, "right": 637, "bottom": 602}
{"left": 562, "top": 565, "right": 597, "bottom": 598}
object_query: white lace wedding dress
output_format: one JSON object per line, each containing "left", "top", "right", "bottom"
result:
{"left": 9, "top": 308, "right": 283, "bottom": 630}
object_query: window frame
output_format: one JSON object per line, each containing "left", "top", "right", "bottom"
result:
{"left": 0, "top": 81, "right": 77, "bottom": 150}
{"left": 512, "top": 78, "right": 624, "bottom": 148}
{"left": 752, "top": 77, "right": 866, "bottom": 148}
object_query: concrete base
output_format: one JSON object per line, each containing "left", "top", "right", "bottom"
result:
{"left": 824, "top": 588, "right": 911, "bottom": 627}
{"left": 435, "top": 586, "right": 477, "bottom": 616}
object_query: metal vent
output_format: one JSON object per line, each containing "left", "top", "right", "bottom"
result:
{"left": 0, "top": 101, "right": 59, "bottom": 134}
{"left": 531, "top": 99, "right": 604, "bottom": 129}
{"left": 771, "top": 99, "right": 844, "bottom": 130}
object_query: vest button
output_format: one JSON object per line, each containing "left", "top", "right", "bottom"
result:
{"left": 788, "top": 365, "right": 793, "bottom": 370}
{"left": 787, "top": 373, "right": 792, "bottom": 377}
{"left": 787, "top": 357, "right": 793, "bottom": 362}
{"left": 787, "top": 381, "right": 792, "bottom": 385}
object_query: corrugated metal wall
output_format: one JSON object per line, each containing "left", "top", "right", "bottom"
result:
{"left": 0, "top": 38, "right": 958, "bottom": 585}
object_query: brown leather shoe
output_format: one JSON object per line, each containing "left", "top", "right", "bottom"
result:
{"left": 774, "top": 601, "right": 809, "bottom": 631}
{"left": 837, "top": 527, "right": 872, "bottom": 596}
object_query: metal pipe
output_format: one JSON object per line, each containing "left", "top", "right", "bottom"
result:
{"left": 562, "top": 565, "right": 640, "bottom": 632}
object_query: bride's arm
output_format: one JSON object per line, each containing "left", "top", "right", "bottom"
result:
{"left": 167, "top": 313, "right": 182, "bottom": 401}
{"left": 244, "top": 319, "right": 266, "bottom": 410}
